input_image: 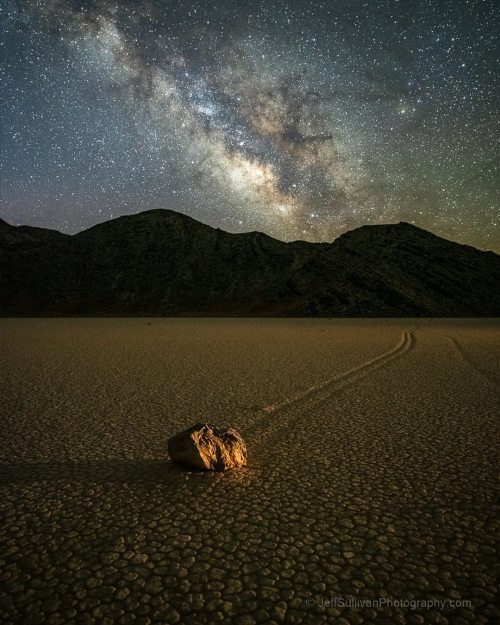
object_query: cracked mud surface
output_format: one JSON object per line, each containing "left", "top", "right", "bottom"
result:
{"left": 1, "top": 319, "right": 499, "bottom": 624}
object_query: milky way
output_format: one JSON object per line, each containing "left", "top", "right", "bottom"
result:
{"left": 0, "top": 0, "right": 498, "bottom": 250}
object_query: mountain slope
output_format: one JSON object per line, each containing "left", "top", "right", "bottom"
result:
{"left": 1, "top": 210, "right": 499, "bottom": 316}
{"left": 282, "top": 223, "right": 500, "bottom": 316}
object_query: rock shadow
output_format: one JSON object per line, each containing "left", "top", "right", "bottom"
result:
{"left": 0, "top": 459, "right": 185, "bottom": 485}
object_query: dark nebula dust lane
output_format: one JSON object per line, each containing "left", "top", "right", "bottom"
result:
{"left": 0, "top": 0, "right": 498, "bottom": 251}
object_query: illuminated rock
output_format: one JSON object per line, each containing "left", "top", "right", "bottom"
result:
{"left": 168, "top": 423, "right": 247, "bottom": 471}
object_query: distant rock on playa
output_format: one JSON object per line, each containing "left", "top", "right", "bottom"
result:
{"left": 168, "top": 423, "right": 247, "bottom": 471}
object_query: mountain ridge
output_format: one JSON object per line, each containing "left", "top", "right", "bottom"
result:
{"left": 0, "top": 210, "right": 477, "bottom": 247}
{"left": 1, "top": 209, "right": 499, "bottom": 317}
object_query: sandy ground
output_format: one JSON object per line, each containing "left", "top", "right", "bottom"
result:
{"left": 0, "top": 318, "right": 499, "bottom": 625}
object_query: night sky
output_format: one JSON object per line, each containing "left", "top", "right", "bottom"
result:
{"left": 1, "top": 0, "right": 498, "bottom": 251}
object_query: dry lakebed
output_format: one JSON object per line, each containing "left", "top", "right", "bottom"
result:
{"left": 0, "top": 318, "right": 499, "bottom": 625}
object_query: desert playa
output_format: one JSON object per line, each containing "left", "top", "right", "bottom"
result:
{"left": 0, "top": 318, "right": 499, "bottom": 625}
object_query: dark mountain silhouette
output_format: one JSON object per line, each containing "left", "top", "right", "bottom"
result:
{"left": 1, "top": 210, "right": 499, "bottom": 316}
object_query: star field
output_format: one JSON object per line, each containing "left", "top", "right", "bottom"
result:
{"left": 0, "top": 0, "right": 498, "bottom": 251}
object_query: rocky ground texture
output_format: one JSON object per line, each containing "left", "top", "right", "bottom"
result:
{"left": 0, "top": 319, "right": 499, "bottom": 624}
